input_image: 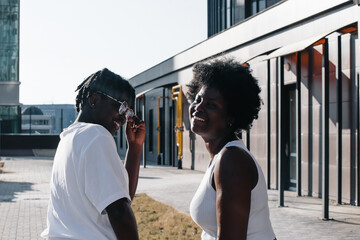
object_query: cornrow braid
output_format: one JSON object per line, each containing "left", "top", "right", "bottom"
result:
{"left": 74, "top": 68, "right": 136, "bottom": 113}
{"left": 75, "top": 71, "right": 101, "bottom": 112}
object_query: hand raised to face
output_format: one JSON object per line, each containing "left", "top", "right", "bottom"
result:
{"left": 125, "top": 116, "right": 146, "bottom": 146}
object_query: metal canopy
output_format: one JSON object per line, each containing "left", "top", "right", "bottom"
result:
{"left": 263, "top": 30, "right": 336, "bottom": 60}
{"left": 242, "top": 54, "right": 270, "bottom": 64}
{"left": 136, "top": 88, "right": 155, "bottom": 98}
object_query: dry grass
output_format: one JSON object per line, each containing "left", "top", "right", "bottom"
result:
{"left": 132, "top": 193, "right": 201, "bottom": 240}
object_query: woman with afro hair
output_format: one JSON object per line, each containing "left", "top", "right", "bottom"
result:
{"left": 188, "top": 58, "right": 276, "bottom": 240}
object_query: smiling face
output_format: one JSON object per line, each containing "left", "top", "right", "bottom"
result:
{"left": 189, "top": 86, "right": 233, "bottom": 142}
{"left": 91, "top": 91, "right": 132, "bottom": 136}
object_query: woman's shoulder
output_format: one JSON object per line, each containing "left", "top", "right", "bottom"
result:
{"left": 215, "top": 144, "right": 258, "bottom": 189}
{"left": 219, "top": 144, "right": 253, "bottom": 166}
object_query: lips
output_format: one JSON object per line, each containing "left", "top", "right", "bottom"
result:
{"left": 194, "top": 116, "right": 205, "bottom": 122}
{"left": 192, "top": 113, "right": 207, "bottom": 126}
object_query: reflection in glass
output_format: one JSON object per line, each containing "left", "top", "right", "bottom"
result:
{"left": 0, "top": 0, "right": 19, "bottom": 82}
{"left": 289, "top": 89, "right": 297, "bottom": 190}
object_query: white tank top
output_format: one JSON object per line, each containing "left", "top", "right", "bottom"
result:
{"left": 190, "top": 140, "right": 276, "bottom": 240}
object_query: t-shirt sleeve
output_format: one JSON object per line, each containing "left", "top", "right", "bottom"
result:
{"left": 83, "top": 134, "right": 130, "bottom": 214}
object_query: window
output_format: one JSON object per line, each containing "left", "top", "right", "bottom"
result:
{"left": 247, "top": 0, "right": 280, "bottom": 17}
{"left": 226, "top": 0, "right": 231, "bottom": 28}
{"left": 0, "top": 2, "right": 19, "bottom": 82}
{"left": 0, "top": 105, "right": 20, "bottom": 133}
{"left": 266, "top": 0, "right": 281, "bottom": 8}
{"left": 233, "top": 0, "right": 246, "bottom": 25}
{"left": 209, "top": 0, "right": 283, "bottom": 37}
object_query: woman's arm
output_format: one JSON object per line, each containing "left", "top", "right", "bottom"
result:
{"left": 214, "top": 147, "right": 258, "bottom": 240}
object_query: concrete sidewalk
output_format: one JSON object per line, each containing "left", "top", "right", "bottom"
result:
{"left": 1, "top": 157, "right": 360, "bottom": 239}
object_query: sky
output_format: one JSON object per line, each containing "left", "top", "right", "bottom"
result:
{"left": 19, "top": 0, "right": 207, "bottom": 105}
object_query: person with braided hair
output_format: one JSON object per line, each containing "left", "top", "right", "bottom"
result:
{"left": 41, "top": 68, "right": 145, "bottom": 240}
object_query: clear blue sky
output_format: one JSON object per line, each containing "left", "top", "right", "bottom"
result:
{"left": 19, "top": 0, "right": 207, "bottom": 104}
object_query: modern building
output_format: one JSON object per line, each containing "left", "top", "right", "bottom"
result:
{"left": 21, "top": 104, "right": 77, "bottom": 134}
{"left": 21, "top": 106, "right": 52, "bottom": 134}
{"left": 128, "top": 0, "right": 360, "bottom": 215}
{"left": 0, "top": 0, "right": 21, "bottom": 134}
{"left": 18, "top": 104, "right": 129, "bottom": 158}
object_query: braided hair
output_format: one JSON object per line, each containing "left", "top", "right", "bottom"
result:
{"left": 75, "top": 68, "right": 135, "bottom": 112}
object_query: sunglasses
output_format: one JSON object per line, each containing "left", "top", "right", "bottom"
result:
{"left": 96, "top": 91, "right": 135, "bottom": 121}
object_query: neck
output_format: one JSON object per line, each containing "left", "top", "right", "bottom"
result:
{"left": 203, "top": 133, "right": 237, "bottom": 160}
{"left": 75, "top": 109, "right": 96, "bottom": 124}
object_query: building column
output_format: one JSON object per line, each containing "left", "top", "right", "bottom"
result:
{"left": 337, "top": 35, "right": 343, "bottom": 204}
{"left": 356, "top": 3, "right": 360, "bottom": 206}
{"left": 267, "top": 60, "right": 271, "bottom": 188}
{"left": 278, "top": 56, "right": 285, "bottom": 207}
{"left": 322, "top": 38, "right": 330, "bottom": 220}
{"left": 296, "top": 52, "right": 302, "bottom": 197}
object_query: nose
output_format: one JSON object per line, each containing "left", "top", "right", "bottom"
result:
{"left": 192, "top": 99, "right": 204, "bottom": 113}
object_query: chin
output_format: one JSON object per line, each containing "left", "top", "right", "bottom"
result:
{"left": 191, "top": 127, "right": 204, "bottom": 136}
{"left": 106, "top": 127, "right": 116, "bottom": 136}
{"left": 190, "top": 125, "right": 197, "bottom": 134}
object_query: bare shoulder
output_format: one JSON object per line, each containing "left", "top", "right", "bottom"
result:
{"left": 214, "top": 146, "right": 258, "bottom": 190}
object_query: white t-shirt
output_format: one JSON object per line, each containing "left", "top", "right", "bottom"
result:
{"left": 41, "top": 122, "right": 130, "bottom": 240}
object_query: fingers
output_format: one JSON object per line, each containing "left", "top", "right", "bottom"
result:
{"left": 125, "top": 119, "right": 146, "bottom": 145}
{"left": 128, "top": 116, "right": 145, "bottom": 130}
{"left": 131, "top": 122, "right": 145, "bottom": 133}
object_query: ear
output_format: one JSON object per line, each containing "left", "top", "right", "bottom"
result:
{"left": 228, "top": 116, "right": 235, "bottom": 128}
{"left": 88, "top": 92, "right": 99, "bottom": 108}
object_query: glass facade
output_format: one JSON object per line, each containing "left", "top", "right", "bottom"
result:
{"left": 0, "top": 0, "right": 19, "bottom": 82}
{"left": 0, "top": 105, "right": 20, "bottom": 133}
{"left": 0, "top": 0, "right": 20, "bottom": 133}
{"left": 21, "top": 105, "right": 78, "bottom": 134}
{"left": 208, "top": 0, "right": 283, "bottom": 37}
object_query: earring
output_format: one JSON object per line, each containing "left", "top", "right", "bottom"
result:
{"left": 229, "top": 122, "right": 233, "bottom": 127}
{"left": 91, "top": 104, "right": 95, "bottom": 108}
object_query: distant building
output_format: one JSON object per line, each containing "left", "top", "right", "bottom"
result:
{"left": 18, "top": 104, "right": 129, "bottom": 159}
{"left": 21, "top": 104, "right": 77, "bottom": 134}
{"left": 0, "top": 0, "right": 21, "bottom": 133}
{"left": 21, "top": 106, "right": 52, "bottom": 134}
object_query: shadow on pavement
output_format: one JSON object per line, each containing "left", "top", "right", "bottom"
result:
{"left": 0, "top": 181, "right": 33, "bottom": 202}
{"left": 139, "top": 176, "right": 162, "bottom": 180}
{"left": 331, "top": 218, "right": 360, "bottom": 225}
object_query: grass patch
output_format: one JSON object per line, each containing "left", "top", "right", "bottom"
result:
{"left": 132, "top": 193, "right": 201, "bottom": 240}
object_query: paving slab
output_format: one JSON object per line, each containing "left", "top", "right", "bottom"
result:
{"left": 0, "top": 157, "right": 51, "bottom": 240}
{"left": 1, "top": 157, "right": 360, "bottom": 239}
